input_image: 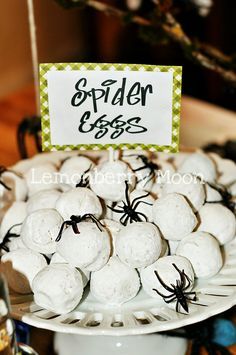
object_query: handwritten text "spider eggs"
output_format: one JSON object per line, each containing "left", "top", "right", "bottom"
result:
{"left": 71, "top": 78, "right": 154, "bottom": 139}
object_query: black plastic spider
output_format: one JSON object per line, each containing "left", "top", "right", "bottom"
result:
{"left": 129, "top": 154, "right": 160, "bottom": 184}
{"left": 108, "top": 180, "right": 153, "bottom": 226}
{"left": 0, "top": 166, "right": 22, "bottom": 191}
{"left": 152, "top": 263, "right": 197, "bottom": 313}
{"left": 17, "top": 116, "right": 41, "bottom": 159}
{"left": 56, "top": 214, "right": 103, "bottom": 242}
{"left": 205, "top": 182, "right": 236, "bottom": 213}
{"left": 0, "top": 223, "right": 22, "bottom": 253}
{"left": 75, "top": 165, "right": 92, "bottom": 188}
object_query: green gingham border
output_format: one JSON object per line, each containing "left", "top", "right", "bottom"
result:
{"left": 40, "top": 63, "right": 182, "bottom": 153}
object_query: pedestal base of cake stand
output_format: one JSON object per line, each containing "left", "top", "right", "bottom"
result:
{"left": 54, "top": 332, "right": 188, "bottom": 355}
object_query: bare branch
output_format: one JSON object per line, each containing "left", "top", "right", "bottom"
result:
{"left": 84, "top": 0, "right": 236, "bottom": 86}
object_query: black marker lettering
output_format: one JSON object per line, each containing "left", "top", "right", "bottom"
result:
{"left": 111, "top": 78, "right": 126, "bottom": 106}
{"left": 141, "top": 84, "right": 153, "bottom": 105}
{"left": 126, "top": 117, "right": 147, "bottom": 134}
{"left": 71, "top": 78, "right": 88, "bottom": 107}
{"left": 127, "top": 82, "right": 141, "bottom": 105}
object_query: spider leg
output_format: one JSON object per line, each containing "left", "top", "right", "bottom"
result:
{"left": 132, "top": 213, "right": 142, "bottom": 223}
{"left": 136, "top": 170, "right": 153, "bottom": 186}
{"left": 120, "top": 214, "right": 129, "bottom": 226}
{"left": 182, "top": 273, "right": 193, "bottom": 291}
{"left": 184, "top": 274, "right": 192, "bottom": 289}
{"left": 172, "top": 263, "right": 192, "bottom": 290}
{"left": 119, "top": 214, "right": 126, "bottom": 224}
{"left": 132, "top": 200, "right": 153, "bottom": 212}
{"left": 1, "top": 245, "right": 10, "bottom": 252}
{"left": 131, "top": 214, "right": 141, "bottom": 222}
{"left": 135, "top": 212, "right": 148, "bottom": 222}
{"left": 172, "top": 263, "right": 185, "bottom": 286}
{"left": 145, "top": 171, "right": 155, "bottom": 184}
{"left": 152, "top": 288, "right": 171, "bottom": 298}
{"left": 128, "top": 215, "right": 133, "bottom": 224}
{"left": 184, "top": 291, "right": 196, "bottom": 295}
{"left": 163, "top": 296, "right": 177, "bottom": 304}
{"left": 71, "top": 221, "right": 80, "bottom": 234}
{"left": 124, "top": 181, "right": 131, "bottom": 207}
{"left": 154, "top": 270, "right": 174, "bottom": 293}
{"left": 122, "top": 215, "right": 130, "bottom": 226}
{"left": 131, "top": 192, "right": 150, "bottom": 205}
{"left": 107, "top": 206, "right": 123, "bottom": 213}
{"left": 56, "top": 221, "right": 69, "bottom": 242}
{"left": 133, "top": 165, "right": 146, "bottom": 173}
{"left": 125, "top": 215, "right": 131, "bottom": 225}
{"left": 83, "top": 214, "right": 102, "bottom": 229}
{"left": 0, "top": 180, "right": 11, "bottom": 191}
{"left": 84, "top": 164, "right": 92, "bottom": 175}
{"left": 185, "top": 293, "right": 197, "bottom": 301}
{"left": 6, "top": 223, "right": 23, "bottom": 235}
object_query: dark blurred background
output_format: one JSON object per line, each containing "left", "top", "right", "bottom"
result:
{"left": 0, "top": 0, "right": 235, "bottom": 111}
{"left": 81, "top": 0, "right": 236, "bottom": 111}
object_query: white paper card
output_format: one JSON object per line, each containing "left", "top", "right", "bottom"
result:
{"left": 40, "top": 63, "right": 182, "bottom": 152}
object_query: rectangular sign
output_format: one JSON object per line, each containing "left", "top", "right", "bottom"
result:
{"left": 40, "top": 63, "right": 182, "bottom": 152}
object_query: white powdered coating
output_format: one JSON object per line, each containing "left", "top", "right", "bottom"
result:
{"left": 32, "top": 264, "right": 83, "bottom": 314}
{"left": 140, "top": 255, "right": 194, "bottom": 299}
{"left": 50, "top": 253, "right": 90, "bottom": 287}
{"left": 229, "top": 181, "right": 236, "bottom": 196}
{"left": 7, "top": 237, "right": 27, "bottom": 253}
{"left": 27, "top": 189, "right": 61, "bottom": 214}
{"left": 210, "top": 153, "right": 236, "bottom": 186}
{"left": 112, "top": 189, "right": 155, "bottom": 224}
{"left": 90, "top": 161, "right": 136, "bottom": 202}
{"left": 152, "top": 193, "right": 197, "bottom": 240}
{"left": 32, "top": 151, "right": 79, "bottom": 167}
{"left": 151, "top": 181, "right": 164, "bottom": 198}
{"left": 79, "top": 269, "right": 90, "bottom": 287}
{"left": 1, "top": 249, "right": 47, "bottom": 294}
{"left": 0, "top": 201, "right": 27, "bottom": 242}
{"left": 57, "top": 222, "right": 111, "bottom": 271}
{"left": 59, "top": 156, "right": 94, "bottom": 188}
{"left": 198, "top": 203, "right": 236, "bottom": 245}
{"left": 204, "top": 183, "right": 222, "bottom": 202}
{"left": 116, "top": 222, "right": 162, "bottom": 268}
{"left": 161, "top": 174, "right": 205, "bottom": 212}
{"left": 168, "top": 240, "right": 179, "bottom": 255}
{"left": 24, "top": 163, "right": 59, "bottom": 196}
{"left": 151, "top": 160, "right": 176, "bottom": 197}
{"left": 169, "top": 152, "right": 190, "bottom": 170}
{"left": 154, "top": 159, "right": 176, "bottom": 184}
{"left": 90, "top": 256, "right": 140, "bottom": 305}
{"left": 160, "top": 238, "right": 169, "bottom": 257}
{"left": 218, "top": 160, "right": 236, "bottom": 185}
{"left": 50, "top": 252, "right": 68, "bottom": 264}
{"left": 178, "top": 152, "right": 217, "bottom": 183}
{"left": 100, "top": 218, "right": 123, "bottom": 256}
{"left": 176, "top": 232, "right": 223, "bottom": 278}
{"left": 55, "top": 188, "right": 102, "bottom": 220}
{"left": 21, "top": 209, "right": 63, "bottom": 254}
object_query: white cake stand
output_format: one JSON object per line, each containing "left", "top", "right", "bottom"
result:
{"left": 9, "top": 237, "right": 236, "bottom": 355}
{"left": 6, "top": 150, "right": 236, "bottom": 354}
